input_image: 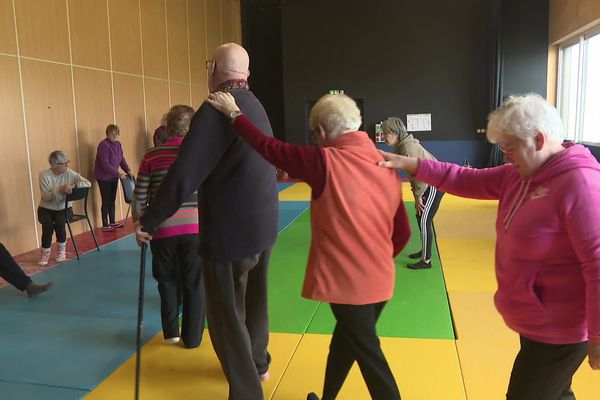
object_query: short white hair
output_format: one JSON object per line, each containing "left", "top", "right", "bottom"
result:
{"left": 487, "top": 93, "right": 565, "bottom": 144}
{"left": 48, "top": 150, "right": 69, "bottom": 166}
{"left": 309, "top": 94, "right": 362, "bottom": 139}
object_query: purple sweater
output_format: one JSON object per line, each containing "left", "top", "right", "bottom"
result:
{"left": 416, "top": 143, "right": 600, "bottom": 345}
{"left": 94, "top": 138, "right": 130, "bottom": 181}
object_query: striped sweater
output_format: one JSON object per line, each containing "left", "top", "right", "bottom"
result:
{"left": 133, "top": 136, "right": 199, "bottom": 239}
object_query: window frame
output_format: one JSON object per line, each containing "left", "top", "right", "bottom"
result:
{"left": 557, "top": 25, "right": 600, "bottom": 145}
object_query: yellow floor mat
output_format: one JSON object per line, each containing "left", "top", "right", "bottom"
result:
{"left": 279, "top": 182, "right": 311, "bottom": 201}
{"left": 274, "top": 333, "right": 466, "bottom": 400}
{"left": 85, "top": 331, "right": 302, "bottom": 400}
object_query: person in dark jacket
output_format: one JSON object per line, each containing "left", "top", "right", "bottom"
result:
{"left": 135, "top": 43, "right": 278, "bottom": 400}
{"left": 94, "top": 124, "right": 131, "bottom": 231}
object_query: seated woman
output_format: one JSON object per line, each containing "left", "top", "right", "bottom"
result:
{"left": 37, "top": 150, "right": 91, "bottom": 266}
{"left": 0, "top": 242, "right": 52, "bottom": 297}
{"left": 207, "top": 91, "right": 411, "bottom": 400}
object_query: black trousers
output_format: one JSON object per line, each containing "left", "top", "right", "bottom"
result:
{"left": 202, "top": 248, "right": 272, "bottom": 400}
{"left": 97, "top": 179, "right": 118, "bottom": 227}
{"left": 150, "top": 234, "right": 205, "bottom": 348}
{"left": 323, "top": 302, "right": 400, "bottom": 400}
{"left": 416, "top": 186, "right": 444, "bottom": 260}
{"left": 37, "top": 207, "right": 71, "bottom": 248}
{"left": 0, "top": 243, "right": 32, "bottom": 291}
{"left": 506, "top": 336, "right": 588, "bottom": 400}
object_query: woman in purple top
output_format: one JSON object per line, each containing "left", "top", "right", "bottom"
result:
{"left": 94, "top": 124, "right": 131, "bottom": 231}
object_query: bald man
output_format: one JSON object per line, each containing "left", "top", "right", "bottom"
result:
{"left": 136, "top": 43, "right": 278, "bottom": 399}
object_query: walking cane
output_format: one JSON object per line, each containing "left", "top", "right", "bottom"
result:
{"left": 135, "top": 241, "right": 147, "bottom": 400}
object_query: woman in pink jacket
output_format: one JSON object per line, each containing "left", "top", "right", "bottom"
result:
{"left": 379, "top": 94, "right": 600, "bottom": 400}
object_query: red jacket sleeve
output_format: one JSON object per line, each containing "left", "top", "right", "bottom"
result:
{"left": 233, "top": 115, "right": 327, "bottom": 197}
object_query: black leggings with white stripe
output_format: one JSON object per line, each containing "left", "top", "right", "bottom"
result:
{"left": 417, "top": 186, "right": 444, "bottom": 261}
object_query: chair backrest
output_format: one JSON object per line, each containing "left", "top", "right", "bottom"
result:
{"left": 66, "top": 186, "right": 89, "bottom": 203}
{"left": 120, "top": 175, "right": 136, "bottom": 204}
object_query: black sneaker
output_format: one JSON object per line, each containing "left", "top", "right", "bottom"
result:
{"left": 408, "top": 260, "right": 431, "bottom": 270}
{"left": 307, "top": 393, "right": 320, "bottom": 400}
{"left": 408, "top": 251, "right": 422, "bottom": 259}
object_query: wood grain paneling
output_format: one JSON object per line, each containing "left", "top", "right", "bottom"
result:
{"left": 73, "top": 67, "right": 114, "bottom": 227}
{"left": 113, "top": 73, "right": 147, "bottom": 211}
{"left": 141, "top": 0, "right": 168, "bottom": 79}
{"left": 0, "top": 55, "right": 37, "bottom": 253}
{"left": 188, "top": 0, "right": 208, "bottom": 85}
{"left": 21, "top": 59, "right": 78, "bottom": 240}
{"left": 205, "top": 0, "right": 222, "bottom": 56}
{"left": 0, "top": 0, "right": 17, "bottom": 54}
{"left": 14, "top": 0, "right": 70, "bottom": 62}
{"left": 144, "top": 78, "right": 170, "bottom": 147}
{"left": 220, "top": 0, "right": 235, "bottom": 45}
{"left": 68, "top": 0, "right": 111, "bottom": 69}
{"left": 108, "top": 0, "right": 143, "bottom": 74}
{"left": 170, "top": 81, "right": 191, "bottom": 106}
{"left": 231, "top": 0, "right": 241, "bottom": 44}
{"left": 550, "top": 0, "right": 600, "bottom": 43}
{"left": 166, "top": 0, "right": 190, "bottom": 82}
{"left": 191, "top": 83, "right": 208, "bottom": 109}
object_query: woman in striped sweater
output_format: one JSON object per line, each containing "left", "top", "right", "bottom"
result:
{"left": 133, "top": 105, "right": 205, "bottom": 348}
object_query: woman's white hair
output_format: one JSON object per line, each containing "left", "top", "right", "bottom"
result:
{"left": 309, "top": 94, "right": 362, "bottom": 140}
{"left": 487, "top": 93, "right": 565, "bottom": 144}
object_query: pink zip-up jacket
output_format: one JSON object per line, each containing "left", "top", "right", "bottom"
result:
{"left": 416, "top": 142, "right": 600, "bottom": 345}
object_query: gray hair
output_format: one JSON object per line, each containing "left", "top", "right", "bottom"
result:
{"left": 48, "top": 150, "right": 69, "bottom": 166}
{"left": 487, "top": 93, "right": 565, "bottom": 144}
{"left": 166, "top": 105, "right": 195, "bottom": 137}
{"left": 381, "top": 117, "right": 408, "bottom": 139}
{"left": 309, "top": 94, "right": 362, "bottom": 140}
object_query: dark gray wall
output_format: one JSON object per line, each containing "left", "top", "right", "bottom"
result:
{"left": 243, "top": 0, "right": 550, "bottom": 166}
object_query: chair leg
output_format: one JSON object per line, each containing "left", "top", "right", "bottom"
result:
{"left": 87, "top": 218, "right": 100, "bottom": 252}
{"left": 66, "top": 221, "right": 80, "bottom": 260}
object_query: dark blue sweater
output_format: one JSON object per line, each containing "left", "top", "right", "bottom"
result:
{"left": 140, "top": 89, "right": 278, "bottom": 262}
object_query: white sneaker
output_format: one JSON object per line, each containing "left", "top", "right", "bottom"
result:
{"left": 38, "top": 248, "right": 51, "bottom": 266}
{"left": 164, "top": 337, "right": 180, "bottom": 344}
{"left": 56, "top": 242, "right": 67, "bottom": 262}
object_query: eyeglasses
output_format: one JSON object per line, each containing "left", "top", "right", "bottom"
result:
{"left": 205, "top": 60, "right": 214, "bottom": 70}
{"left": 56, "top": 161, "right": 70, "bottom": 166}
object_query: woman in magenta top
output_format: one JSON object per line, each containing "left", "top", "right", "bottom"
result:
{"left": 94, "top": 124, "right": 131, "bottom": 231}
{"left": 380, "top": 94, "right": 600, "bottom": 400}
{"left": 208, "top": 91, "right": 410, "bottom": 400}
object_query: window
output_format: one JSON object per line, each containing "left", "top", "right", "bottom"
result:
{"left": 557, "top": 27, "right": 600, "bottom": 144}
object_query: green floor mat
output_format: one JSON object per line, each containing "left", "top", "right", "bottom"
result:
{"left": 269, "top": 202, "right": 455, "bottom": 339}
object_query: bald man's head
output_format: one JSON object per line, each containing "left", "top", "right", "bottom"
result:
{"left": 209, "top": 43, "right": 250, "bottom": 91}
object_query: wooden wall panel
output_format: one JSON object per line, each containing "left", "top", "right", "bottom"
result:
{"left": 205, "top": 0, "right": 222, "bottom": 56}
{"left": 550, "top": 0, "right": 600, "bottom": 43}
{"left": 141, "top": 0, "right": 168, "bottom": 79}
{"left": 166, "top": 0, "right": 190, "bottom": 82}
{"left": 68, "top": 0, "right": 111, "bottom": 69}
{"left": 170, "top": 81, "right": 191, "bottom": 105}
{"left": 73, "top": 67, "right": 114, "bottom": 228}
{"left": 14, "top": 0, "right": 70, "bottom": 62}
{"left": 0, "top": 55, "right": 37, "bottom": 253}
{"left": 231, "top": 0, "right": 241, "bottom": 44}
{"left": 144, "top": 78, "right": 170, "bottom": 147}
{"left": 0, "top": 0, "right": 17, "bottom": 55}
{"left": 108, "top": 0, "right": 143, "bottom": 74}
{"left": 188, "top": 0, "right": 208, "bottom": 85}
{"left": 220, "top": 0, "right": 235, "bottom": 45}
{"left": 191, "top": 83, "right": 208, "bottom": 109}
{"left": 113, "top": 73, "right": 147, "bottom": 220}
{"left": 21, "top": 59, "right": 77, "bottom": 238}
